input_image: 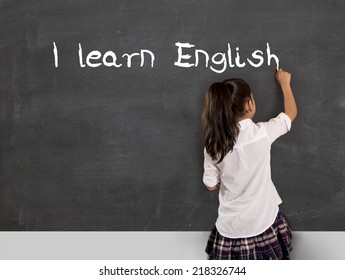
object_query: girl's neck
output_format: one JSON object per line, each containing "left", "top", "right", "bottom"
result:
{"left": 237, "top": 114, "right": 253, "bottom": 122}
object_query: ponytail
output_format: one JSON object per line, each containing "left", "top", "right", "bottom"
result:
{"left": 202, "top": 78, "right": 252, "bottom": 163}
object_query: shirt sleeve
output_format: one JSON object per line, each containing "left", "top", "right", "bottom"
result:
{"left": 262, "top": 112, "right": 292, "bottom": 143}
{"left": 203, "top": 148, "right": 220, "bottom": 188}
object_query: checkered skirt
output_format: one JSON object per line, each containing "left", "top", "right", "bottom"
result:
{"left": 205, "top": 212, "right": 292, "bottom": 260}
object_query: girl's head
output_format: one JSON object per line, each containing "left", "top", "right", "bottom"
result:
{"left": 202, "top": 78, "right": 255, "bottom": 163}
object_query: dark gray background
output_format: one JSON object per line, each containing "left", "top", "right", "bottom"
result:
{"left": 1, "top": 0, "right": 344, "bottom": 230}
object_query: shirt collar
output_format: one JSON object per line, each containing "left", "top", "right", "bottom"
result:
{"left": 238, "top": 118, "right": 253, "bottom": 131}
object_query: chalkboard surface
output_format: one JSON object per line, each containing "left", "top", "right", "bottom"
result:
{"left": 1, "top": 0, "right": 344, "bottom": 231}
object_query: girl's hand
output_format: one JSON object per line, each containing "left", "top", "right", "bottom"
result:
{"left": 275, "top": 68, "right": 291, "bottom": 87}
{"left": 275, "top": 68, "right": 297, "bottom": 122}
{"left": 207, "top": 183, "right": 220, "bottom": 191}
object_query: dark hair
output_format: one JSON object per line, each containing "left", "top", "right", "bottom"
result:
{"left": 202, "top": 78, "right": 252, "bottom": 163}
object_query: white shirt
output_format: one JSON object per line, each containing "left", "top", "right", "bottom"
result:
{"left": 203, "top": 113, "right": 292, "bottom": 238}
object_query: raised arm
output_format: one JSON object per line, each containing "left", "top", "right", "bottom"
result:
{"left": 275, "top": 69, "right": 297, "bottom": 122}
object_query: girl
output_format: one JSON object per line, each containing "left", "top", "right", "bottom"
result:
{"left": 202, "top": 69, "right": 297, "bottom": 260}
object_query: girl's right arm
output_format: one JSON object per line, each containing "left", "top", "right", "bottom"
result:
{"left": 275, "top": 69, "right": 298, "bottom": 122}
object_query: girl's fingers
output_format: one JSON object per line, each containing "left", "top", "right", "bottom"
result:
{"left": 275, "top": 68, "right": 283, "bottom": 76}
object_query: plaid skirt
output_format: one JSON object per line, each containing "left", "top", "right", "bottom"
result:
{"left": 205, "top": 212, "right": 292, "bottom": 260}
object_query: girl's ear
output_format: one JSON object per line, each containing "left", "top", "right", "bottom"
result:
{"left": 245, "top": 99, "right": 253, "bottom": 113}
{"left": 246, "top": 95, "right": 256, "bottom": 118}
{"left": 247, "top": 95, "right": 256, "bottom": 113}
{"left": 248, "top": 99, "right": 254, "bottom": 112}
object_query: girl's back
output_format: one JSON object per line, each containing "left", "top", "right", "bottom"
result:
{"left": 204, "top": 113, "right": 291, "bottom": 238}
{"left": 202, "top": 69, "right": 297, "bottom": 260}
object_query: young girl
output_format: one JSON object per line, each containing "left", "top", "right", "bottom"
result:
{"left": 202, "top": 69, "right": 297, "bottom": 260}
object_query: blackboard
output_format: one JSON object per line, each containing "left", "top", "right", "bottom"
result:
{"left": 1, "top": 0, "right": 344, "bottom": 231}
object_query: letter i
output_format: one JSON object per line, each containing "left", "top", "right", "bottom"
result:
{"left": 235, "top": 47, "right": 246, "bottom": 68}
{"left": 53, "top": 42, "right": 58, "bottom": 67}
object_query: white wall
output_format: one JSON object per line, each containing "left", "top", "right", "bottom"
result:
{"left": 0, "top": 232, "right": 344, "bottom": 260}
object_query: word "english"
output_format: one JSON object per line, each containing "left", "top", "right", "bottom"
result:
{"left": 174, "top": 42, "right": 279, "bottom": 73}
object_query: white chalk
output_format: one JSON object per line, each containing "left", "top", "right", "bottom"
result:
{"left": 276, "top": 59, "right": 280, "bottom": 70}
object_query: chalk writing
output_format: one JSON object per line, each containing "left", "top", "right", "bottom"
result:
{"left": 52, "top": 42, "right": 279, "bottom": 73}
{"left": 174, "top": 42, "right": 279, "bottom": 73}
